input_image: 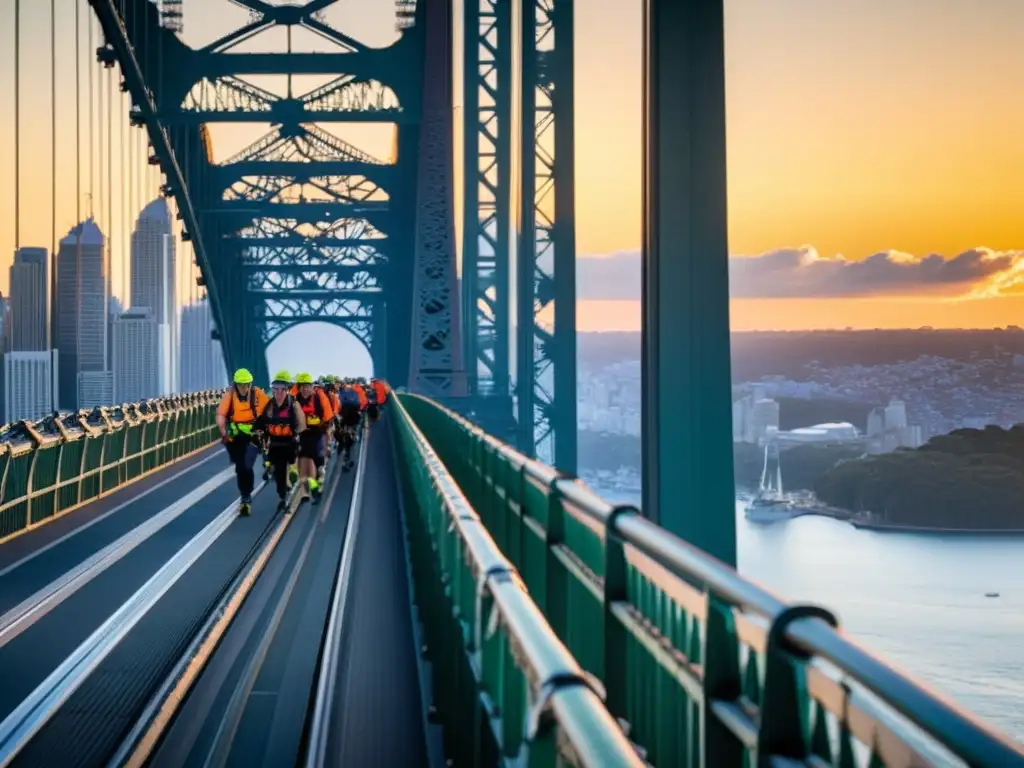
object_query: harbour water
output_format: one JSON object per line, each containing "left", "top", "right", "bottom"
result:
{"left": 594, "top": 484, "right": 1024, "bottom": 743}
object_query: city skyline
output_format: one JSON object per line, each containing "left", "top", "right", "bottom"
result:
{"left": 0, "top": 199, "right": 219, "bottom": 422}
{"left": 3, "top": 0, "right": 1024, "bottom": 341}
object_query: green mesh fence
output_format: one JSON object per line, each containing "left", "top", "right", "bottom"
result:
{"left": 0, "top": 391, "right": 221, "bottom": 542}
{"left": 398, "top": 393, "right": 1024, "bottom": 768}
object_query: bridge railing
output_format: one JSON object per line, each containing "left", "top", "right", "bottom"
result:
{"left": 389, "top": 394, "right": 644, "bottom": 767}
{"left": 399, "top": 393, "right": 1024, "bottom": 768}
{"left": 0, "top": 391, "right": 222, "bottom": 542}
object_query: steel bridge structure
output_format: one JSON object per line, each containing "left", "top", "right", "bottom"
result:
{"left": 0, "top": 1, "right": 1019, "bottom": 766}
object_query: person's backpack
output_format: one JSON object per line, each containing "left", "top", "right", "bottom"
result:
{"left": 340, "top": 389, "right": 360, "bottom": 408}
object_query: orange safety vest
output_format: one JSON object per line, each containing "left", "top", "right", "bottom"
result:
{"left": 353, "top": 384, "right": 368, "bottom": 409}
{"left": 372, "top": 380, "right": 387, "bottom": 404}
{"left": 297, "top": 388, "right": 333, "bottom": 427}
{"left": 329, "top": 390, "right": 341, "bottom": 414}
{"left": 218, "top": 386, "right": 265, "bottom": 424}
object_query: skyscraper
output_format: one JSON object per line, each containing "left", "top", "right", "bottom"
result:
{"left": 9, "top": 247, "right": 47, "bottom": 351}
{"left": 0, "top": 293, "right": 9, "bottom": 422}
{"left": 56, "top": 218, "right": 108, "bottom": 411}
{"left": 131, "top": 198, "right": 177, "bottom": 394}
{"left": 4, "top": 351, "right": 56, "bottom": 423}
{"left": 180, "top": 300, "right": 226, "bottom": 392}
{"left": 113, "top": 308, "right": 159, "bottom": 403}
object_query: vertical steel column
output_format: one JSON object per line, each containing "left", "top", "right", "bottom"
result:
{"left": 408, "top": 0, "right": 465, "bottom": 396}
{"left": 641, "top": 0, "right": 735, "bottom": 564}
{"left": 462, "top": 0, "right": 512, "bottom": 398}
{"left": 515, "top": 0, "right": 577, "bottom": 472}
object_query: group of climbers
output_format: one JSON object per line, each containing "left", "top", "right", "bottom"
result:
{"left": 216, "top": 368, "right": 390, "bottom": 515}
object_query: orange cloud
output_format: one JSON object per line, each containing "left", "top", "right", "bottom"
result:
{"left": 576, "top": 247, "right": 1024, "bottom": 301}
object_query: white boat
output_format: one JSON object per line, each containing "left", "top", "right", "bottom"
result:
{"left": 745, "top": 493, "right": 808, "bottom": 523}
{"left": 744, "top": 441, "right": 809, "bottom": 523}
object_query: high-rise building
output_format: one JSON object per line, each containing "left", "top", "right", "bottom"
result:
{"left": 4, "top": 351, "right": 56, "bottom": 423}
{"left": 78, "top": 371, "right": 114, "bottom": 410}
{"left": 113, "top": 308, "right": 159, "bottom": 403}
{"left": 0, "top": 293, "right": 9, "bottom": 422}
{"left": 884, "top": 399, "right": 907, "bottom": 431}
{"left": 108, "top": 295, "right": 123, "bottom": 377}
{"left": 9, "top": 247, "right": 48, "bottom": 351}
{"left": 56, "top": 218, "right": 108, "bottom": 411}
{"left": 867, "top": 407, "right": 885, "bottom": 436}
{"left": 0, "top": 293, "right": 8, "bottom": 353}
{"left": 131, "top": 198, "right": 177, "bottom": 394}
{"left": 180, "top": 300, "right": 225, "bottom": 392}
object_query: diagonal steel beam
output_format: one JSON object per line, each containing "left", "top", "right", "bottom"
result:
{"left": 201, "top": 19, "right": 273, "bottom": 53}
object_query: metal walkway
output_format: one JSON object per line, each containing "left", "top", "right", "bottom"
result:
{"left": 0, "top": 422, "right": 428, "bottom": 768}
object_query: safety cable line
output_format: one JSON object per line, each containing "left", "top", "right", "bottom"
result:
{"left": 122, "top": 80, "right": 129, "bottom": 305}
{"left": 88, "top": 9, "right": 95, "bottom": 218}
{"left": 76, "top": 0, "right": 82, "bottom": 227}
{"left": 129, "top": 100, "right": 136, "bottom": 309}
{"left": 108, "top": 66, "right": 115, "bottom": 316}
{"left": 52, "top": 0, "right": 58, "bottom": 357}
{"left": 71, "top": 0, "right": 83, "bottom": 375}
{"left": 52, "top": 0, "right": 57, "bottom": 271}
{"left": 98, "top": 34, "right": 105, "bottom": 233}
{"left": 14, "top": 0, "right": 20, "bottom": 249}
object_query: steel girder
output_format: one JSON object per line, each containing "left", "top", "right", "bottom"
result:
{"left": 408, "top": 0, "right": 466, "bottom": 396}
{"left": 172, "top": 73, "right": 405, "bottom": 124}
{"left": 462, "top": 0, "right": 512, "bottom": 404}
{"left": 516, "top": 0, "right": 577, "bottom": 472}
{"left": 95, "top": 0, "right": 460, "bottom": 391}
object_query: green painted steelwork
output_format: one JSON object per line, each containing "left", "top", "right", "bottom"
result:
{"left": 640, "top": 0, "right": 736, "bottom": 564}
{"left": 93, "top": 0, "right": 466, "bottom": 392}
{"left": 0, "top": 391, "right": 221, "bottom": 542}
{"left": 389, "top": 394, "right": 643, "bottom": 767}
{"left": 462, "top": 0, "right": 513, "bottom": 412}
{"left": 516, "top": 0, "right": 578, "bottom": 473}
{"left": 399, "top": 393, "right": 1024, "bottom": 768}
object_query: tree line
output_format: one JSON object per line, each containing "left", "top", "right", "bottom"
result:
{"left": 813, "top": 426, "right": 1024, "bottom": 529}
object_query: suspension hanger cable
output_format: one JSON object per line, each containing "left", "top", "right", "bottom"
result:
{"left": 14, "top": 0, "right": 20, "bottom": 250}
{"left": 122, "top": 75, "right": 128, "bottom": 305}
{"left": 51, "top": 0, "right": 57, "bottom": 268}
{"left": 108, "top": 66, "right": 114, "bottom": 310}
{"left": 76, "top": 0, "right": 82, "bottom": 227}
{"left": 88, "top": 6, "right": 95, "bottom": 219}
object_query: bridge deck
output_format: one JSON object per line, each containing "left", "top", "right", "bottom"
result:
{"left": 0, "top": 426, "right": 428, "bottom": 767}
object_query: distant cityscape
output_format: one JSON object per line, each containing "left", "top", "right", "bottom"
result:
{"left": 574, "top": 340, "right": 1024, "bottom": 501}
{"left": 0, "top": 198, "right": 226, "bottom": 425}
{"left": 732, "top": 390, "right": 923, "bottom": 452}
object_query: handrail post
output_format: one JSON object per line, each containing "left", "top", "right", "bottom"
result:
{"left": 24, "top": 441, "right": 41, "bottom": 526}
{"left": 77, "top": 422, "right": 89, "bottom": 505}
{"left": 543, "top": 477, "right": 566, "bottom": 639}
{"left": 757, "top": 605, "right": 839, "bottom": 762}
{"left": 0, "top": 450, "right": 12, "bottom": 509}
{"left": 702, "top": 595, "right": 743, "bottom": 766}
{"left": 603, "top": 505, "right": 637, "bottom": 720}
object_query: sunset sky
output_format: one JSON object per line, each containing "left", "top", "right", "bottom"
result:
{"left": 1, "top": 0, "right": 1023, "bottom": 344}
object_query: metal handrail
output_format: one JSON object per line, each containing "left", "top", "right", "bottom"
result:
{"left": 401, "top": 392, "right": 1024, "bottom": 767}
{"left": 390, "top": 394, "right": 644, "bottom": 767}
{"left": 0, "top": 391, "right": 222, "bottom": 541}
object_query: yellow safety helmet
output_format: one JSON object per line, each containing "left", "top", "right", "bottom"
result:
{"left": 295, "top": 372, "right": 314, "bottom": 385}
{"left": 234, "top": 368, "right": 253, "bottom": 384}
{"left": 271, "top": 370, "right": 291, "bottom": 387}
